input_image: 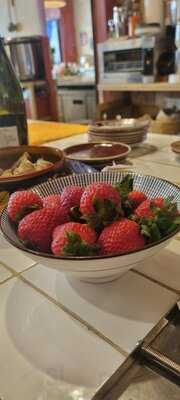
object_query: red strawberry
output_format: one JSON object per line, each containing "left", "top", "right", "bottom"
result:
{"left": 80, "top": 183, "right": 121, "bottom": 229}
{"left": 135, "top": 198, "right": 164, "bottom": 219}
{"left": 98, "top": 219, "right": 145, "bottom": 255}
{"left": 51, "top": 222, "right": 97, "bottom": 256}
{"left": 18, "top": 206, "right": 69, "bottom": 253}
{"left": 7, "top": 190, "right": 43, "bottom": 223}
{"left": 152, "top": 197, "right": 164, "bottom": 208}
{"left": 43, "top": 194, "right": 61, "bottom": 208}
{"left": 135, "top": 200, "right": 153, "bottom": 218}
{"left": 128, "top": 191, "right": 147, "bottom": 208}
{"left": 61, "top": 186, "right": 84, "bottom": 211}
{"left": 80, "top": 183, "right": 120, "bottom": 215}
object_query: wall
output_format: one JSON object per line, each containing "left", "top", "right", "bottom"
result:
{"left": 73, "top": 0, "right": 94, "bottom": 62}
{"left": 60, "top": 0, "right": 77, "bottom": 62}
{"left": 177, "top": 0, "right": 180, "bottom": 19}
{"left": 0, "top": 0, "right": 46, "bottom": 38}
{"left": 45, "top": 8, "right": 61, "bottom": 20}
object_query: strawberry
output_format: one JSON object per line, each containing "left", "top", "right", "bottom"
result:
{"left": 7, "top": 190, "right": 43, "bottom": 223}
{"left": 152, "top": 197, "right": 164, "bottom": 208}
{"left": 18, "top": 206, "right": 69, "bottom": 253}
{"left": 135, "top": 200, "right": 153, "bottom": 218}
{"left": 80, "top": 183, "right": 121, "bottom": 230}
{"left": 43, "top": 194, "right": 61, "bottom": 208}
{"left": 98, "top": 219, "right": 145, "bottom": 255}
{"left": 61, "top": 186, "right": 84, "bottom": 211}
{"left": 135, "top": 198, "right": 164, "bottom": 219}
{"left": 134, "top": 197, "right": 180, "bottom": 244}
{"left": 51, "top": 222, "right": 98, "bottom": 256}
{"left": 128, "top": 191, "right": 147, "bottom": 208}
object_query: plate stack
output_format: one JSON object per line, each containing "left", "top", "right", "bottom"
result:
{"left": 88, "top": 118, "right": 150, "bottom": 147}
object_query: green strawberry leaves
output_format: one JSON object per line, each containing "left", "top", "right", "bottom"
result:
{"left": 115, "top": 175, "right": 134, "bottom": 202}
{"left": 174, "top": 215, "right": 180, "bottom": 224}
{"left": 63, "top": 232, "right": 100, "bottom": 256}
{"left": 141, "top": 220, "right": 161, "bottom": 243}
{"left": 85, "top": 197, "right": 122, "bottom": 232}
{"left": 93, "top": 197, "right": 119, "bottom": 222}
{"left": 115, "top": 175, "right": 134, "bottom": 217}
{"left": 136, "top": 200, "right": 180, "bottom": 244}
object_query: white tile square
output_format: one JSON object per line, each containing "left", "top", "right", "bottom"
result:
{"left": 0, "top": 278, "right": 123, "bottom": 400}
{"left": 0, "top": 263, "right": 12, "bottom": 283}
{"left": 0, "top": 234, "right": 36, "bottom": 272}
{"left": 138, "top": 148, "right": 180, "bottom": 167}
{"left": 23, "top": 266, "right": 178, "bottom": 354}
{"left": 134, "top": 240, "right": 180, "bottom": 292}
{"left": 146, "top": 134, "right": 178, "bottom": 149}
{"left": 45, "top": 133, "right": 89, "bottom": 150}
{"left": 132, "top": 159, "right": 180, "bottom": 183}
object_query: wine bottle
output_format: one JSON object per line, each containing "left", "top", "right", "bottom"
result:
{"left": 0, "top": 38, "right": 28, "bottom": 148}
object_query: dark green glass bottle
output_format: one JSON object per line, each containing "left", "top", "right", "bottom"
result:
{"left": 0, "top": 38, "right": 28, "bottom": 148}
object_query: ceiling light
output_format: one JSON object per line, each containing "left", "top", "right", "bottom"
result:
{"left": 44, "top": 0, "right": 66, "bottom": 8}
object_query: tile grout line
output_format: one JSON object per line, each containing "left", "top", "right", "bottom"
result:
{"left": 132, "top": 239, "right": 180, "bottom": 296}
{"left": 19, "top": 274, "right": 129, "bottom": 359}
{"left": 0, "top": 219, "right": 179, "bottom": 355}
{"left": 0, "top": 275, "right": 16, "bottom": 286}
{"left": 132, "top": 269, "right": 180, "bottom": 296}
{"left": 0, "top": 260, "right": 38, "bottom": 280}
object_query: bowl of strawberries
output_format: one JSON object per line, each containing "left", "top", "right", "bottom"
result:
{"left": 1, "top": 172, "right": 180, "bottom": 283}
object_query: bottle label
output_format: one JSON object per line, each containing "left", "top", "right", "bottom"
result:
{"left": 0, "top": 126, "right": 19, "bottom": 148}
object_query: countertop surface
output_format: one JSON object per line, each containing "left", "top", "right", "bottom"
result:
{"left": 98, "top": 81, "right": 180, "bottom": 92}
{"left": 0, "top": 133, "right": 180, "bottom": 399}
{"left": 56, "top": 75, "right": 95, "bottom": 88}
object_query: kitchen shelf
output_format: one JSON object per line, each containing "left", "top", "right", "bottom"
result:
{"left": 21, "top": 80, "right": 47, "bottom": 89}
{"left": 98, "top": 82, "right": 180, "bottom": 93}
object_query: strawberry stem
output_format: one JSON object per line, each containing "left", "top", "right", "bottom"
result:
{"left": 63, "top": 232, "right": 99, "bottom": 256}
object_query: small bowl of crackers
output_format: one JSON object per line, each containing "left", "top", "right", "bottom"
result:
{"left": 0, "top": 145, "right": 64, "bottom": 190}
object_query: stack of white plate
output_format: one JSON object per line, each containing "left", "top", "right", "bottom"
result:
{"left": 88, "top": 118, "right": 150, "bottom": 147}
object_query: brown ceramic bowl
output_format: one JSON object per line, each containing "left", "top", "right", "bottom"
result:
{"left": 63, "top": 142, "right": 131, "bottom": 165}
{"left": 171, "top": 140, "right": 180, "bottom": 155}
{"left": 0, "top": 145, "right": 64, "bottom": 191}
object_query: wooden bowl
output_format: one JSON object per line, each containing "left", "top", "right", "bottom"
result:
{"left": 171, "top": 140, "right": 180, "bottom": 155}
{"left": 151, "top": 120, "right": 180, "bottom": 135}
{"left": 0, "top": 145, "right": 64, "bottom": 191}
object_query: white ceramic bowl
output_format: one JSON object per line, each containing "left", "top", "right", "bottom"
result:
{"left": 1, "top": 172, "right": 180, "bottom": 283}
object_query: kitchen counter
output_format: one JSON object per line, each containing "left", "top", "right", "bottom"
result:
{"left": 28, "top": 120, "right": 87, "bottom": 146}
{"left": 56, "top": 76, "right": 95, "bottom": 88}
{"left": 0, "top": 133, "right": 180, "bottom": 399}
{"left": 98, "top": 81, "right": 180, "bottom": 103}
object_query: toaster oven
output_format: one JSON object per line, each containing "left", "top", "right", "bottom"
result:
{"left": 98, "top": 37, "right": 162, "bottom": 83}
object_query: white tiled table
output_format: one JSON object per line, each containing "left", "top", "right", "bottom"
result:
{"left": 0, "top": 133, "right": 180, "bottom": 400}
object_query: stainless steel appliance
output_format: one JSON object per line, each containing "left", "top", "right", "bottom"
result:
{"left": 112, "top": 6, "right": 126, "bottom": 38}
{"left": 5, "top": 36, "right": 45, "bottom": 82}
{"left": 98, "top": 37, "right": 163, "bottom": 83}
